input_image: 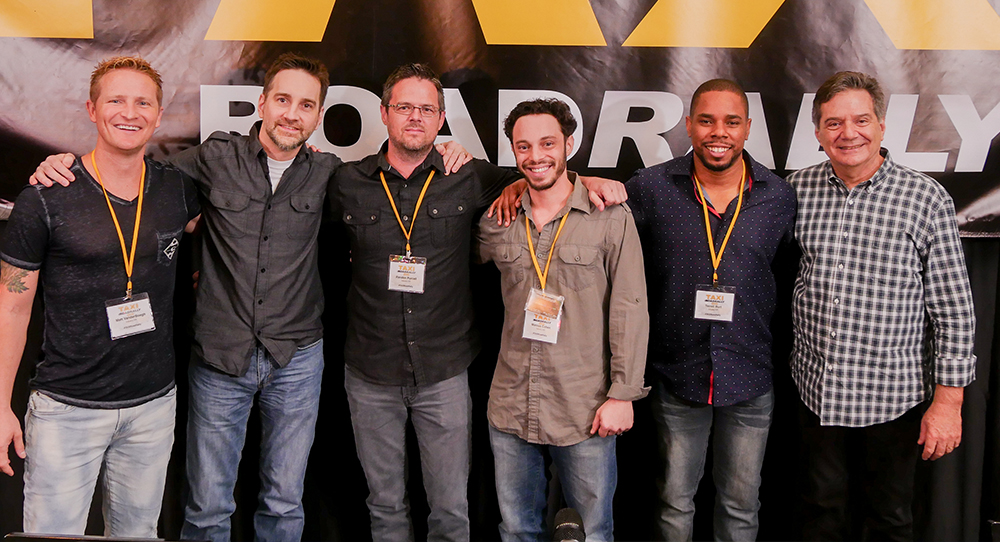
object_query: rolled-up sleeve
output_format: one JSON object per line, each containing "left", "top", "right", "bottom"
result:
{"left": 605, "top": 203, "right": 651, "bottom": 401}
{"left": 922, "top": 194, "right": 976, "bottom": 388}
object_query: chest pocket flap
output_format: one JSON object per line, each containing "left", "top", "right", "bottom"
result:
{"left": 343, "top": 210, "right": 379, "bottom": 224}
{"left": 426, "top": 200, "right": 467, "bottom": 219}
{"left": 557, "top": 245, "right": 600, "bottom": 266}
{"left": 290, "top": 194, "right": 322, "bottom": 213}
{"left": 209, "top": 188, "right": 250, "bottom": 211}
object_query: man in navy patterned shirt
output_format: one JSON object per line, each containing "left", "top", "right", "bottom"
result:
{"left": 788, "top": 71, "right": 976, "bottom": 541}
{"left": 627, "top": 79, "right": 796, "bottom": 541}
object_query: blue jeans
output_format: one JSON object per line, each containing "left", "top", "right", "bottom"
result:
{"left": 344, "top": 368, "right": 472, "bottom": 542}
{"left": 181, "top": 339, "right": 324, "bottom": 542}
{"left": 651, "top": 381, "right": 773, "bottom": 542}
{"left": 23, "top": 388, "right": 176, "bottom": 536}
{"left": 488, "top": 425, "right": 617, "bottom": 542}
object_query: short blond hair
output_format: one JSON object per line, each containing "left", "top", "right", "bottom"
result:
{"left": 90, "top": 56, "right": 163, "bottom": 106}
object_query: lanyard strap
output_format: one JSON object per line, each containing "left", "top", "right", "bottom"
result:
{"left": 90, "top": 152, "right": 146, "bottom": 299}
{"left": 380, "top": 170, "right": 435, "bottom": 256}
{"left": 525, "top": 212, "right": 570, "bottom": 291}
{"left": 694, "top": 162, "right": 746, "bottom": 286}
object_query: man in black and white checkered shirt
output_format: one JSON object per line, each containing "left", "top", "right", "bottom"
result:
{"left": 788, "top": 71, "right": 976, "bottom": 541}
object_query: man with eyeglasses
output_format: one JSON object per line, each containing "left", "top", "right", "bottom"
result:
{"left": 330, "top": 63, "right": 625, "bottom": 542}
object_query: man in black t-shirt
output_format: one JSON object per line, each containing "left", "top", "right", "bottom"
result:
{"left": 0, "top": 57, "right": 199, "bottom": 537}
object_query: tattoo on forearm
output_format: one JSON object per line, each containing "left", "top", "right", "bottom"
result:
{"left": 0, "top": 263, "right": 29, "bottom": 294}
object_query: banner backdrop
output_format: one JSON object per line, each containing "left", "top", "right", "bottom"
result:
{"left": 3, "top": 0, "right": 1000, "bottom": 235}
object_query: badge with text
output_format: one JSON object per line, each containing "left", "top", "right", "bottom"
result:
{"left": 388, "top": 254, "right": 427, "bottom": 293}
{"left": 105, "top": 292, "right": 156, "bottom": 340}
{"left": 523, "top": 287, "right": 564, "bottom": 343}
{"left": 694, "top": 285, "right": 736, "bottom": 322}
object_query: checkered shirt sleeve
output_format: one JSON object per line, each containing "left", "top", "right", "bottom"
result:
{"left": 788, "top": 152, "right": 976, "bottom": 427}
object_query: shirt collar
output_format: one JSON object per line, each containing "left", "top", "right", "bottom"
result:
{"left": 678, "top": 151, "right": 759, "bottom": 218}
{"left": 824, "top": 147, "right": 891, "bottom": 191}
{"left": 361, "top": 141, "right": 444, "bottom": 179}
{"left": 520, "top": 171, "right": 591, "bottom": 224}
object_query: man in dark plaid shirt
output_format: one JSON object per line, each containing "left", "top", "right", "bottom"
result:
{"left": 788, "top": 71, "right": 976, "bottom": 541}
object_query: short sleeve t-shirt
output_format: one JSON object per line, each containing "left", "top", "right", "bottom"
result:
{"left": 0, "top": 157, "right": 200, "bottom": 408}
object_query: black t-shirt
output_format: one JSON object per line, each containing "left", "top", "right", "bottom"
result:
{"left": 0, "top": 157, "right": 200, "bottom": 408}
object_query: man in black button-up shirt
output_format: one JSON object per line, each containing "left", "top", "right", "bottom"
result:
{"left": 332, "top": 63, "right": 517, "bottom": 542}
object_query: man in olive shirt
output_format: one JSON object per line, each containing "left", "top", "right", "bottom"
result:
{"left": 475, "top": 99, "right": 649, "bottom": 541}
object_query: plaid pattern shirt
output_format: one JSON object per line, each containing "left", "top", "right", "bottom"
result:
{"left": 788, "top": 150, "right": 976, "bottom": 427}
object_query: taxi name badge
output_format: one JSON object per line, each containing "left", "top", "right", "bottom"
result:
{"left": 388, "top": 255, "right": 427, "bottom": 293}
{"left": 694, "top": 285, "right": 736, "bottom": 322}
{"left": 523, "top": 287, "right": 564, "bottom": 344}
{"left": 105, "top": 292, "right": 156, "bottom": 340}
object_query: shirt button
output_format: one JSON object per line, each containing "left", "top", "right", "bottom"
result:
{"left": 258, "top": 299, "right": 264, "bottom": 305}
{"left": 830, "top": 331, "right": 837, "bottom": 338}
{"left": 530, "top": 377, "right": 538, "bottom": 383}
{"left": 403, "top": 215, "right": 409, "bottom": 221}
{"left": 406, "top": 308, "right": 412, "bottom": 314}
{"left": 260, "top": 268, "right": 266, "bottom": 273}
{"left": 842, "top": 231, "right": 848, "bottom": 238}
{"left": 408, "top": 340, "right": 415, "bottom": 346}
{"left": 263, "top": 235, "right": 269, "bottom": 241}
{"left": 838, "top": 264, "right": 844, "bottom": 269}
{"left": 267, "top": 204, "right": 272, "bottom": 210}
{"left": 370, "top": 215, "right": 377, "bottom": 221}
{"left": 458, "top": 205, "right": 464, "bottom": 212}
{"left": 574, "top": 256, "right": 580, "bottom": 262}
{"left": 432, "top": 209, "right": 439, "bottom": 215}
{"left": 346, "top": 214, "right": 353, "bottom": 221}
{"left": 834, "top": 298, "right": 839, "bottom": 304}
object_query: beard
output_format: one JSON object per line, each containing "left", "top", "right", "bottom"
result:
{"left": 392, "top": 121, "right": 436, "bottom": 158}
{"left": 694, "top": 145, "right": 741, "bottom": 173}
{"left": 266, "top": 121, "right": 311, "bottom": 152}
{"left": 521, "top": 158, "right": 567, "bottom": 191}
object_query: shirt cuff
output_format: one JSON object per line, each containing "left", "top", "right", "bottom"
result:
{"left": 608, "top": 382, "right": 650, "bottom": 402}
{"left": 934, "top": 355, "right": 977, "bottom": 388}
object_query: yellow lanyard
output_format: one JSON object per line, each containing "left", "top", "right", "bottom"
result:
{"left": 381, "top": 170, "right": 435, "bottom": 256}
{"left": 525, "top": 212, "right": 570, "bottom": 291}
{"left": 90, "top": 152, "right": 146, "bottom": 299}
{"left": 694, "top": 163, "right": 746, "bottom": 286}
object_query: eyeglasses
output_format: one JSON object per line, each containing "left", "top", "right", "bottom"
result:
{"left": 386, "top": 103, "right": 441, "bottom": 118}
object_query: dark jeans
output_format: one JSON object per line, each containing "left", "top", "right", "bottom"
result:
{"left": 798, "top": 398, "right": 923, "bottom": 542}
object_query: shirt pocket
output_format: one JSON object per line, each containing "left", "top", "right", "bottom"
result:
{"left": 426, "top": 199, "right": 469, "bottom": 248}
{"left": 208, "top": 188, "right": 250, "bottom": 238}
{"left": 555, "top": 245, "right": 601, "bottom": 291}
{"left": 343, "top": 209, "right": 382, "bottom": 254}
{"left": 495, "top": 243, "right": 526, "bottom": 289}
{"left": 156, "top": 227, "right": 183, "bottom": 266}
{"left": 287, "top": 194, "right": 323, "bottom": 240}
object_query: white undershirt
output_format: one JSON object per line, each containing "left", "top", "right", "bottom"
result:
{"left": 267, "top": 156, "right": 294, "bottom": 193}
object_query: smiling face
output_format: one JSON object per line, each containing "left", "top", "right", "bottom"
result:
{"left": 87, "top": 68, "right": 163, "bottom": 155}
{"left": 815, "top": 88, "right": 886, "bottom": 184}
{"left": 257, "top": 68, "right": 323, "bottom": 159}
{"left": 381, "top": 77, "right": 446, "bottom": 159}
{"left": 685, "top": 90, "right": 750, "bottom": 174}
{"left": 511, "top": 113, "right": 574, "bottom": 192}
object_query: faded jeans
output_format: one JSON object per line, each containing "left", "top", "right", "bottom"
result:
{"left": 23, "top": 387, "right": 176, "bottom": 536}
{"left": 651, "top": 382, "right": 773, "bottom": 541}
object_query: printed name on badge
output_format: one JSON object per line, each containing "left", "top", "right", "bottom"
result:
{"left": 388, "top": 254, "right": 427, "bottom": 293}
{"left": 105, "top": 292, "right": 156, "bottom": 340}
